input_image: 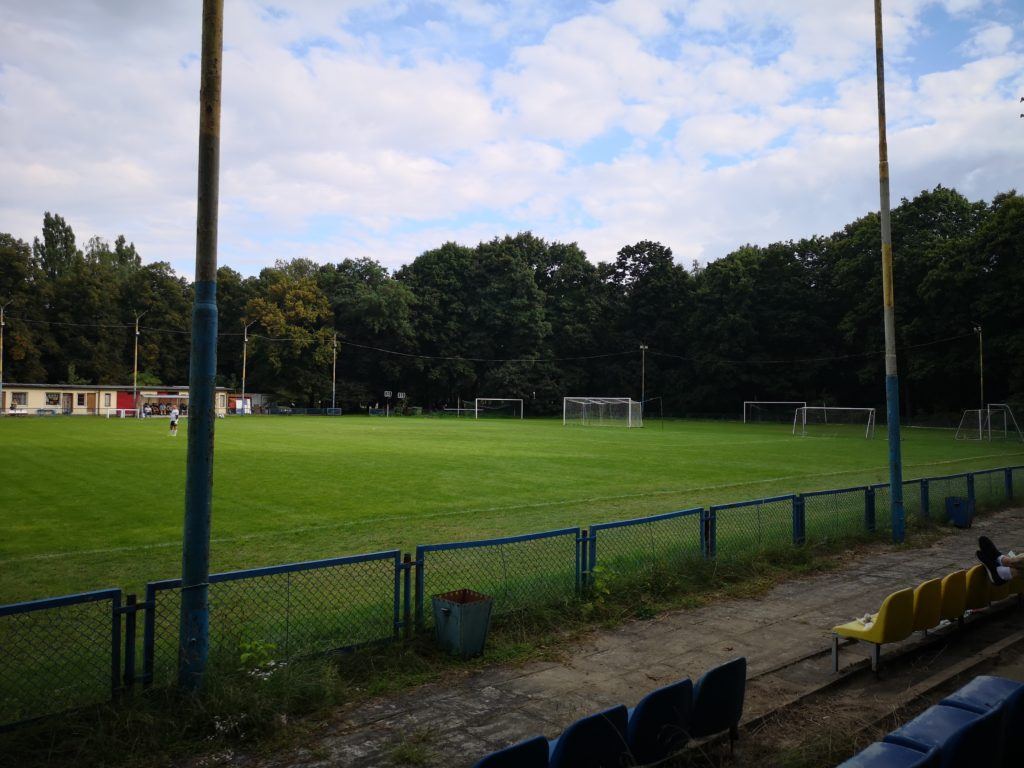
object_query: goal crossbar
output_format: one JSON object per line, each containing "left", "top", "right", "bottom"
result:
{"left": 955, "top": 404, "right": 1024, "bottom": 442}
{"left": 793, "top": 406, "right": 876, "bottom": 439}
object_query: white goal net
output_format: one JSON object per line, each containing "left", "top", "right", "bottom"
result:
{"left": 475, "top": 398, "right": 524, "bottom": 419}
{"left": 793, "top": 406, "right": 876, "bottom": 438}
{"left": 743, "top": 400, "right": 807, "bottom": 424}
{"left": 955, "top": 404, "right": 1024, "bottom": 442}
{"left": 563, "top": 397, "right": 643, "bottom": 428}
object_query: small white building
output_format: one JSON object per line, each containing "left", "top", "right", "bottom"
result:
{"left": 1, "top": 383, "right": 230, "bottom": 417}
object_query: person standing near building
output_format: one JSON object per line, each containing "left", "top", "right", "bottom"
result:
{"left": 169, "top": 406, "right": 179, "bottom": 436}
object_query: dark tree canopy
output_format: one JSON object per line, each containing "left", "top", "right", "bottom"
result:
{"left": 1, "top": 187, "right": 1021, "bottom": 417}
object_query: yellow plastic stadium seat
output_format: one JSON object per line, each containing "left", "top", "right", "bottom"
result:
{"left": 965, "top": 565, "right": 991, "bottom": 610}
{"left": 911, "top": 578, "right": 942, "bottom": 634}
{"left": 831, "top": 587, "right": 914, "bottom": 672}
{"left": 939, "top": 570, "right": 967, "bottom": 624}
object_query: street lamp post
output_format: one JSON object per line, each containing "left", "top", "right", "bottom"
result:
{"left": 241, "top": 320, "right": 256, "bottom": 415}
{"left": 974, "top": 323, "right": 984, "bottom": 438}
{"left": 133, "top": 310, "right": 148, "bottom": 415}
{"left": 0, "top": 301, "right": 10, "bottom": 415}
{"left": 332, "top": 333, "right": 338, "bottom": 411}
{"left": 874, "top": 0, "right": 906, "bottom": 543}
{"left": 640, "top": 343, "right": 648, "bottom": 405}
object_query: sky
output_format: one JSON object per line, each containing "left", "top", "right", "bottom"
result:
{"left": 1, "top": 0, "right": 1023, "bottom": 278}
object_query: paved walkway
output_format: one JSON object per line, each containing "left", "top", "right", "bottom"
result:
{"left": 224, "top": 508, "right": 1024, "bottom": 768}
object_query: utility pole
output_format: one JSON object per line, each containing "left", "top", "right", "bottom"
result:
{"left": 640, "top": 343, "right": 648, "bottom": 405}
{"left": 974, "top": 323, "right": 984, "bottom": 438}
{"left": 179, "top": 0, "right": 223, "bottom": 692}
{"left": 241, "top": 319, "right": 255, "bottom": 415}
{"left": 332, "top": 333, "right": 338, "bottom": 411}
{"left": 874, "top": 0, "right": 906, "bottom": 543}
{"left": 133, "top": 310, "right": 148, "bottom": 415}
{"left": 0, "top": 301, "right": 10, "bottom": 415}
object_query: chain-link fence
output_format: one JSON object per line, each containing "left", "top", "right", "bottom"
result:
{"left": 588, "top": 508, "right": 703, "bottom": 583}
{"left": 710, "top": 495, "right": 795, "bottom": 558}
{"left": 143, "top": 552, "right": 401, "bottom": 688}
{"left": 802, "top": 487, "right": 872, "bottom": 544}
{"left": 415, "top": 528, "right": 580, "bottom": 627}
{"left": 5, "top": 464, "right": 1024, "bottom": 729}
{"left": 0, "top": 589, "right": 120, "bottom": 727}
{"left": 973, "top": 469, "right": 1009, "bottom": 510}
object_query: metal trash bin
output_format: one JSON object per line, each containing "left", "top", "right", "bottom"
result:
{"left": 431, "top": 589, "right": 493, "bottom": 658}
{"left": 945, "top": 496, "right": 974, "bottom": 529}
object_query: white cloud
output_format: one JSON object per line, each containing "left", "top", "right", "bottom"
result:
{"left": 1, "top": 0, "right": 1022, "bottom": 279}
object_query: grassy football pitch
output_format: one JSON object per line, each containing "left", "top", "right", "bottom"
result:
{"left": 1, "top": 415, "right": 1022, "bottom": 603}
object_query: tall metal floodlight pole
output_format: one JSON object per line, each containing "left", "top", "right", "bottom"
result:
{"left": 332, "top": 333, "right": 338, "bottom": 411}
{"left": 974, "top": 323, "right": 984, "bottom": 437}
{"left": 241, "top": 319, "right": 255, "bottom": 415}
{"left": 640, "top": 343, "right": 648, "bottom": 405}
{"left": 0, "top": 301, "right": 10, "bottom": 414}
{"left": 133, "top": 310, "right": 148, "bottom": 413}
{"left": 874, "top": 0, "right": 905, "bottom": 543}
{"left": 179, "top": 0, "right": 223, "bottom": 691}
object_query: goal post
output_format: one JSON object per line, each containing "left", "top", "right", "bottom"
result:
{"left": 955, "top": 404, "right": 1024, "bottom": 442}
{"left": 562, "top": 397, "right": 643, "bottom": 428}
{"left": 474, "top": 398, "right": 524, "bottom": 419}
{"left": 743, "top": 400, "right": 807, "bottom": 423}
{"left": 793, "top": 406, "right": 876, "bottom": 438}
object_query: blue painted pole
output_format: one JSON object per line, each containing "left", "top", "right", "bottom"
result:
{"left": 179, "top": 0, "right": 222, "bottom": 691}
{"left": 874, "top": 0, "right": 905, "bottom": 543}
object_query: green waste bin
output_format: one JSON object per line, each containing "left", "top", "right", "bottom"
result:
{"left": 431, "top": 589, "right": 493, "bottom": 658}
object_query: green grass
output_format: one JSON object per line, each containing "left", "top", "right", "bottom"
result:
{"left": 1, "top": 415, "right": 1021, "bottom": 603}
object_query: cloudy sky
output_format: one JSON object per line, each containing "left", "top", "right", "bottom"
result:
{"left": 2, "top": 0, "right": 1022, "bottom": 277}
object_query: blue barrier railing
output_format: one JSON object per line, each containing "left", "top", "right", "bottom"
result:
{"left": 3, "top": 464, "right": 1023, "bottom": 728}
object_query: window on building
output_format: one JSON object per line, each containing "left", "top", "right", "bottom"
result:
{"left": 46, "top": 392, "right": 60, "bottom": 406}
{"left": 218, "top": 394, "right": 226, "bottom": 407}
{"left": 104, "top": 393, "right": 111, "bottom": 407}
{"left": 77, "top": 394, "right": 86, "bottom": 406}
{"left": 12, "top": 392, "right": 28, "bottom": 406}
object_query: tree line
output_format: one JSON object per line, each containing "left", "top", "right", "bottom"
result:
{"left": 1, "top": 185, "right": 1021, "bottom": 418}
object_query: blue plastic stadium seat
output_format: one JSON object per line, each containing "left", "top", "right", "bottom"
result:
{"left": 940, "top": 675, "right": 1024, "bottom": 768}
{"left": 688, "top": 657, "right": 747, "bottom": 748}
{"left": 626, "top": 677, "right": 693, "bottom": 764}
{"left": 473, "top": 735, "right": 549, "bottom": 768}
{"left": 883, "top": 703, "right": 1002, "bottom": 768}
{"left": 835, "top": 741, "right": 939, "bottom": 767}
{"left": 548, "top": 704, "right": 629, "bottom": 768}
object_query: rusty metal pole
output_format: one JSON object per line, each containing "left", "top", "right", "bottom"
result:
{"left": 179, "top": 0, "right": 223, "bottom": 691}
{"left": 874, "top": 0, "right": 905, "bottom": 543}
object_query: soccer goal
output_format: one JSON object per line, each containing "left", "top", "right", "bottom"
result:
{"left": 793, "top": 406, "right": 876, "bottom": 438}
{"left": 955, "top": 404, "right": 1024, "bottom": 442}
{"left": 743, "top": 400, "right": 807, "bottom": 423}
{"left": 475, "top": 398, "right": 524, "bottom": 419}
{"left": 563, "top": 397, "right": 643, "bottom": 428}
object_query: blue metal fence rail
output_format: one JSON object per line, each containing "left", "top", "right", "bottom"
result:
{"left": 3, "top": 464, "right": 1024, "bottom": 728}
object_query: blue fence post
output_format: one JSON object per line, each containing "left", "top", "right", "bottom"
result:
{"left": 1007, "top": 468, "right": 1015, "bottom": 501}
{"left": 967, "top": 473, "right": 976, "bottom": 506}
{"left": 402, "top": 554, "right": 412, "bottom": 639}
{"left": 110, "top": 591, "right": 122, "bottom": 700}
{"left": 865, "top": 487, "right": 876, "bottom": 533}
{"left": 920, "top": 480, "right": 930, "bottom": 520}
{"left": 701, "top": 509, "right": 716, "bottom": 559}
{"left": 792, "top": 496, "right": 806, "bottom": 545}
{"left": 586, "top": 528, "right": 597, "bottom": 591}
{"left": 414, "top": 546, "right": 425, "bottom": 631}
{"left": 122, "top": 594, "right": 137, "bottom": 690}
{"left": 142, "top": 583, "right": 156, "bottom": 687}
{"left": 576, "top": 529, "right": 586, "bottom": 595}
